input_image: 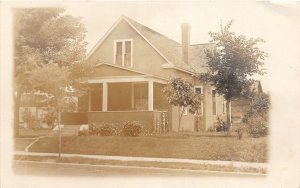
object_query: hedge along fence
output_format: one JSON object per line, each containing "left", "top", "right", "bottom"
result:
{"left": 61, "top": 112, "right": 88, "bottom": 125}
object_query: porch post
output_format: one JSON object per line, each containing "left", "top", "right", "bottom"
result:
{"left": 102, "top": 82, "right": 108, "bottom": 111}
{"left": 148, "top": 80, "right": 153, "bottom": 111}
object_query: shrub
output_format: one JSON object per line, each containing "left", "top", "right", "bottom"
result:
{"left": 84, "top": 122, "right": 119, "bottom": 136}
{"left": 122, "top": 121, "right": 142, "bottom": 137}
{"left": 242, "top": 92, "right": 270, "bottom": 138}
{"left": 246, "top": 115, "right": 268, "bottom": 137}
{"left": 43, "top": 110, "right": 56, "bottom": 128}
{"left": 214, "top": 116, "right": 228, "bottom": 132}
{"left": 88, "top": 123, "right": 100, "bottom": 135}
{"left": 99, "top": 123, "right": 117, "bottom": 136}
{"left": 78, "top": 129, "right": 89, "bottom": 136}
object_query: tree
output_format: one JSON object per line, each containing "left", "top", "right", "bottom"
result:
{"left": 14, "top": 8, "right": 88, "bottom": 137}
{"left": 199, "top": 21, "right": 267, "bottom": 132}
{"left": 30, "top": 62, "right": 93, "bottom": 158}
{"left": 163, "top": 78, "right": 194, "bottom": 133}
{"left": 189, "top": 93, "right": 203, "bottom": 132}
{"left": 242, "top": 92, "right": 270, "bottom": 137}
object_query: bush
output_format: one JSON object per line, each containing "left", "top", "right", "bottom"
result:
{"left": 83, "top": 122, "right": 119, "bottom": 136}
{"left": 246, "top": 115, "right": 268, "bottom": 137}
{"left": 78, "top": 129, "right": 89, "bottom": 136}
{"left": 99, "top": 123, "right": 118, "bottom": 136}
{"left": 88, "top": 123, "right": 100, "bottom": 135}
{"left": 213, "top": 116, "right": 228, "bottom": 132}
{"left": 242, "top": 92, "right": 270, "bottom": 138}
{"left": 43, "top": 110, "right": 56, "bottom": 128}
{"left": 122, "top": 121, "right": 142, "bottom": 137}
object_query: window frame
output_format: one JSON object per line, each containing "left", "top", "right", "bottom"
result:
{"left": 113, "top": 39, "right": 133, "bottom": 67}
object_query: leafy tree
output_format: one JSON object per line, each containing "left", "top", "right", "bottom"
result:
{"left": 163, "top": 78, "right": 194, "bottom": 133}
{"left": 242, "top": 92, "right": 270, "bottom": 138}
{"left": 199, "top": 21, "right": 267, "bottom": 132}
{"left": 30, "top": 62, "right": 93, "bottom": 158}
{"left": 14, "top": 8, "right": 88, "bottom": 137}
{"left": 243, "top": 92, "right": 270, "bottom": 123}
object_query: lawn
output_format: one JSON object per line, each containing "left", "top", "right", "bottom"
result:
{"left": 29, "top": 135, "right": 268, "bottom": 163}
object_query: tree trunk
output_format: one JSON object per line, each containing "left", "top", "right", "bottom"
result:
{"left": 178, "top": 107, "right": 181, "bottom": 133}
{"left": 178, "top": 107, "right": 184, "bottom": 134}
{"left": 226, "top": 100, "right": 232, "bottom": 133}
{"left": 57, "top": 111, "right": 62, "bottom": 159}
{"left": 14, "top": 91, "right": 21, "bottom": 137}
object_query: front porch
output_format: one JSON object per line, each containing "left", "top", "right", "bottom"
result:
{"left": 78, "top": 77, "right": 171, "bottom": 132}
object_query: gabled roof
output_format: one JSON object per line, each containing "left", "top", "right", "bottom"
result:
{"left": 87, "top": 15, "right": 214, "bottom": 73}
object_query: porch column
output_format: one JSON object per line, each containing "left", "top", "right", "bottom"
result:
{"left": 102, "top": 82, "right": 108, "bottom": 111}
{"left": 148, "top": 80, "right": 153, "bottom": 111}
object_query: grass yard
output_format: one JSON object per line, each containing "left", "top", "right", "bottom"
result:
{"left": 29, "top": 135, "right": 268, "bottom": 163}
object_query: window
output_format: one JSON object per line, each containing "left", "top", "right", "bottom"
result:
{"left": 134, "top": 83, "right": 148, "bottom": 110}
{"left": 194, "top": 86, "right": 204, "bottom": 116}
{"left": 114, "top": 39, "right": 133, "bottom": 67}
{"left": 212, "top": 89, "right": 217, "bottom": 115}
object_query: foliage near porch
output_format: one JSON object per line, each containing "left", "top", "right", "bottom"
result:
{"left": 29, "top": 135, "right": 268, "bottom": 163}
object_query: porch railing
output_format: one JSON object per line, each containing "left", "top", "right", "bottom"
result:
{"left": 153, "top": 111, "right": 168, "bottom": 134}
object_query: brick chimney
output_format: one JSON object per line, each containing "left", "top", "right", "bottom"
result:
{"left": 181, "top": 23, "right": 190, "bottom": 65}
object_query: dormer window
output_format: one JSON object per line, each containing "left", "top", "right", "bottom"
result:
{"left": 114, "top": 39, "right": 133, "bottom": 67}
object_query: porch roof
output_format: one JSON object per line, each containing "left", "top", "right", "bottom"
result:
{"left": 89, "top": 63, "right": 167, "bottom": 84}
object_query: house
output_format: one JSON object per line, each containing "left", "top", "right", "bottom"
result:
{"left": 231, "top": 80, "right": 263, "bottom": 125}
{"left": 19, "top": 93, "right": 52, "bottom": 128}
{"left": 77, "top": 15, "right": 227, "bottom": 132}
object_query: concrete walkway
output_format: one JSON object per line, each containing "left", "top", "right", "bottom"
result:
{"left": 15, "top": 151, "right": 267, "bottom": 169}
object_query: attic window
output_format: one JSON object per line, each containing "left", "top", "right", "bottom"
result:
{"left": 114, "top": 39, "right": 133, "bottom": 67}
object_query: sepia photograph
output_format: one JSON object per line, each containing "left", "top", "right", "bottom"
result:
{"left": 0, "top": 1, "right": 300, "bottom": 188}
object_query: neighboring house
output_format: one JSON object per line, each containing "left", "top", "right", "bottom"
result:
{"left": 77, "top": 15, "right": 227, "bottom": 132}
{"left": 231, "top": 81, "right": 263, "bottom": 125}
{"left": 19, "top": 93, "right": 51, "bottom": 128}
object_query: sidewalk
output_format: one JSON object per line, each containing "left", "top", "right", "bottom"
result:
{"left": 15, "top": 151, "right": 267, "bottom": 169}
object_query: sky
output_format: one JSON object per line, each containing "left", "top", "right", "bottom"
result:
{"left": 62, "top": 1, "right": 300, "bottom": 92}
